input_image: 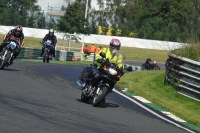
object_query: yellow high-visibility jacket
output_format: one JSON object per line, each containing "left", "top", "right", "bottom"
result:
{"left": 95, "top": 48, "right": 124, "bottom": 69}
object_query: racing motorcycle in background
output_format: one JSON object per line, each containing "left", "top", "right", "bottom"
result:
{"left": 77, "top": 52, "right": 132, "bottom": 107}
{"left": 0, "top": 36, "right": 23, "bottom": 70}
{"left": 40, "top": 40, "right": 53, "bottom": 63}
{"left": 142, "top": 60, "right": 160, "bottom": 70}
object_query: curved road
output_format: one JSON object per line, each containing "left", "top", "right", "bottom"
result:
{"left": 0, "top": 60, "right": 191, "bottom": 133}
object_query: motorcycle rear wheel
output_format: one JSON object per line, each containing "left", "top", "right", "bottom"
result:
{"left": 93, "top": 86, "right": 109, "bottom": 107}
{"left": 43, "top": 52, "right": 50, "bottom": 63}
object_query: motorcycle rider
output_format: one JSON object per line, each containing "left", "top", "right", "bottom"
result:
{"left": 145, "top": 57, "right": 153, "bottom": 69}
{"left": 80, "top": 39, "right": 124, "bottom": 103}
{"left": 40, "top": 29, "right": 57, "bottom": 59}
{"left": 95, "top": 39, "right": 124, "bottom": 68}
{"left": 0, "top": 25, "right": 24, "bottom": 64}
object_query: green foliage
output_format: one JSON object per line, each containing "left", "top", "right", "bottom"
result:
{"left": 0, "top": 0, "right": 40, "bottom": 27}
{"left": 36, "top": 12, "right": 46, "bottom": 29}
{"left": 57, "top": 2, "right": 91, "bottom": 34}
{"left": 90, "top": 0, "right": 200, "bottom": 42}
{"left": 172, "top": 43, "right": 200, "bottom": 62}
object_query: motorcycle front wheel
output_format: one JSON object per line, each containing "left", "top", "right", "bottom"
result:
{"left": 93, "top": 86, "right": 109, "bottom": 107}
{"left": 142, "top": 66, "right": 146, "bottom": 70}
{"left": 154, "top": 66, "right": 160, "bottom": 70}
{"left": 43, "top": 52, "right": 49, "bottom": 63}
{"left": 0, "top": 51, "right": 11, "bottom": 70}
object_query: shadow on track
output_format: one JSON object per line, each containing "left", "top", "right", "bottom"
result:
{"left": 0, "top": 68, "right": 21, "bottom": 71}
{"left": 76, "top": 99, "right": 119, "bottom": 108}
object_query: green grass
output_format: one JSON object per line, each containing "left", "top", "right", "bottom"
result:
{"left": 120, "top": 47, "right": 168, "bottom": 62}
{"left": 117, "top": 71, "right": 200, "bottom": 128}
{"left": 172, "top": 43, "right": 200, "bottom": 62}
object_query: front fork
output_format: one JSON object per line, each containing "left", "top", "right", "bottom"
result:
{"left": 92, "top": 81, "right": 110, "bottom": 97}
{"left": 1, "top": 50, "right": 7, "bottom": 60}
{"left": 1, "top": 50, "right": 13, "bottom": 63}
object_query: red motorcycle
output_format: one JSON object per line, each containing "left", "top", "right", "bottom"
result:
{"left": 142, "top": 61, "right": 160, "bottom": 70}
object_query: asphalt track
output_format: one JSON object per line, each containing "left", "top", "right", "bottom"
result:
{"left": 0, "top": 60, "right": 191, "bottom": 133}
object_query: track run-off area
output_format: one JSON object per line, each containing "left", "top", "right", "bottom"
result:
{"left": 0, "top": 60, "right": 194, "bottom": 133}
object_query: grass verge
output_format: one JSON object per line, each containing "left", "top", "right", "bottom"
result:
{"left": 117, "top": 70, "right": 200, "bottom": 128}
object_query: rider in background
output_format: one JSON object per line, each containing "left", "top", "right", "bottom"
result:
{"left": 145, "top": 57, "right": 153, "bottom": 69}
{"left": 40, "top": 29, "right": 57, "bottom": 58}
{"left": 0, "top": 25, "right": 24, "bottom": 64}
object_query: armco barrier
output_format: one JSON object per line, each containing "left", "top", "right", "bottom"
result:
{"left": 164, "top": 53, "right": 200, "bottom": 102}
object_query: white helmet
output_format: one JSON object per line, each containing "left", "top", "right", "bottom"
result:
{"left": 49, "top": 29, "right": 54, "bottom": 36}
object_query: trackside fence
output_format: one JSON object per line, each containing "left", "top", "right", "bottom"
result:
{"left": 164, "top": 53, "right": 200, "bottom": 102}
{"left": 17, "top": 48, "right": 142, "bottom": 72}
{"left": 17, "top": 47, "right": 95, "bottom": 61}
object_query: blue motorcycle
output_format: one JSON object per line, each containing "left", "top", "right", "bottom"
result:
{"left": 0, "top": 37, "right": 20, "bottom": 70}
{"left": 41, "top": 40, "right": 53, "bottom": 63}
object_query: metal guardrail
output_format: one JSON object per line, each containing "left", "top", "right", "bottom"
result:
{"left": 164, "top": 53, "right": 200, "bottom": 102}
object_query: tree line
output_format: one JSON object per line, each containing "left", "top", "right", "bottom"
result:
{"left": 0, "top": 0, "right": 57, "bottom": 29}
{"left": 1, "top": 0, "right": 200, "bottom": 43}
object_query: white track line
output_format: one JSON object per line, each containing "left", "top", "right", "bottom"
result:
{"left": 113, "top": 89, "right": 195, "bottom": 133}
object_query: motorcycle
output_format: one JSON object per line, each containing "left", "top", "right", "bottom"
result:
{"left": 0, "top": 36, "right": 21, "bottom": 70}
{"left": 142, "top": 61, "right": 160, "bottom": 70}
{"left": 77, "top": 52, "right": 132, "bottom": 107}
{"left": 40, "top": 40, "right": 53, "bottom": 63}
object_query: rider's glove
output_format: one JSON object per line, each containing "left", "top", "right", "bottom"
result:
{"left": 96, "top": 58, "right": 103, "bottom": 63}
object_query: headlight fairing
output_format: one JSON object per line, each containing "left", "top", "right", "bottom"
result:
{"left": 9, "top": 42, "right": 17, "bottom": 49}
{"left": 108, "top": 68, "right": 117, "bottom": 75}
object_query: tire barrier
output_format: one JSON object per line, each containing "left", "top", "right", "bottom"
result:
{"left": 17, "top": 47, "right": 36, "bottom": 59}
{"left": 17, "top": 47, "right": 80, "bottom": 61}
{"left": 164, "top": 53, "right": 200, "bottom": 102}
